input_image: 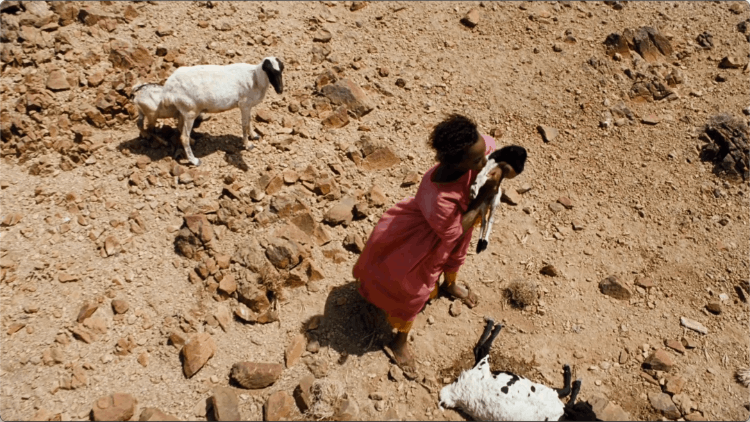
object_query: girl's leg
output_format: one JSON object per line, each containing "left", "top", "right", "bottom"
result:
{"left": 441, "top": 271, "right": 478, "bottom": 308}
{"left": 385, "top": 315, "right": 415, "bottom": 369}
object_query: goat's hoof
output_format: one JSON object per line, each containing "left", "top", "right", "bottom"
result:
{"left": 244, "top": 143, "right": 256, "bottom": 151}
{"left": 250, "top": 133, "right": 260, "bottom": 141}
{"left": 190, "top": 158, "right": 201, "bottom": 167}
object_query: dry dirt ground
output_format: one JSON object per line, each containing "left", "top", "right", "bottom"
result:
{"left": 1, "top": 1, "right": 749, "bottom": 421}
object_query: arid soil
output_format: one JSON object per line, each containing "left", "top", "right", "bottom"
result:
{"left": 1, "top": 1, "right": 749, "bottom": 421}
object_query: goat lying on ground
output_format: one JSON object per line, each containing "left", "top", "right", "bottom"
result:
{"left": 470, "top": 145, "right": 527, "bottom": 253}
{"left": 130, "top": 83, "right": 206, "bottom": 147}
{"left": 439, "top": 318, "right": 582, "bottom": 421}
{"left": 159, "top": 56, "right": 284, "bottom": 166}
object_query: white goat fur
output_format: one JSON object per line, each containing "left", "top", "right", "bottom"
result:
{"left": 439, "top": 355, "right": 566, "bottom": 421}
{"left": 159, "top": 57, "right": 284, "bottom": 166}
{"left": 470, "top": 155, "right": 502, "bottom": 253}
{"left": 131, "top": 83, "right": 180, "bottom": 145}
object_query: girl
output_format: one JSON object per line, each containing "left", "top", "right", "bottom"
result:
{"left": 353, "top": 114, "right": 527, "bottom": 372}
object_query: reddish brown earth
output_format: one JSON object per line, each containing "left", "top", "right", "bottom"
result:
{"left": 1, "top": 1, "right": 749, "bottom": 421}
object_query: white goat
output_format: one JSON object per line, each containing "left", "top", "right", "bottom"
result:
{"left": 439, "top": 318, "right": 582, "bottom": 421}
{"left": 470, "top": 145, "right": 527, "bottom": 253}
{"left": 130, "top": 83, "right": 206, "bottom": 147}
{"left": 159, "top": 57, "right": 284, "bottom": 166}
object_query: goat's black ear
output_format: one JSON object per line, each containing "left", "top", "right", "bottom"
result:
{"left": 262, "top": 59, "right": 272, "bottom": 72}
{"left": 278, "top": 60, "right": 284, "bottom": 72}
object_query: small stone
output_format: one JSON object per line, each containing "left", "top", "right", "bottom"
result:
{"left": 218, "top": 274, "right": 237, "bottom": 295}
{"left": 648, "top": 392, "right": 680, "bottom": 420}
{"left": 665, "top": 375, "right": 686, "bottom": 395}
{"left": 306, "top": 340, "right": 320, "bottom": 353}
{"left": 540, "top": 264, "right": 559, "bottom": 277}
{"left": 378, "top": 67, "right": 389, "bottom": 77}
{"left": 635, "top": 277, "right": 654, "bottom": 289}
{"left": 305, "top": 356, "right": 330, "bottom": 378}
{"left": 285, "top": 334, "right": 306, "bottom": 368}
{"left": 77, "top": 302, "right": 98, "bottom": 323}
{"left": 665, "top": 339, "right": 686, "bottom": 354}
{"left": 599, "top": 275, "right": 631, "bottom": 300}
{"left": 715, "top": 73, "right": 728, "bottom": 82}
{"left": 706, "top": 301, "right": 722, "bottom": 314}
{"left": 401, "top": 172, "right": 420, "bottom": 187}
{"left": 680, "top": 316, "right": 708, "bottom": 334}
{"left": 92, "top": 393, "right": 137, "bottom": 421}
{"left": 139, "top": 408, "right": 180, "bottom": 421}
{"left": 557, "top": 196, "right": 573, "bottom": 209}
{"left": 111, "top": 300, "right": 129, "bottom": 314}
{"left": 182, "top": 332, "right": 216, "bottom": 378}
{"left": 461, "top": 8, "right": 481, "bottom": 27}
{"left": 210, "top": 387, "right": 241, "bottom": 421}
{"left": 537, "top": 125, "right": 559, "bottom": 142}
{"left": 618, "top": 349, "right": 629, "bottom": 364}
{"left": 449, "top": 301, "right": 462, "bottom": 317}
{"left": 685, "top": 412, "right": 706, "bottom": 421}
{"left": 642, "top": 114, "right": 660, "bottom": 125}
{"left": 265, "top": 391, "right": 295, "bottom": 421}
{"left": 313, "top": 29, "right": 332, "bottom": 43}
{"left": 230, "top": 362, "right": 283, "bottom": 389}
{"left": 548, "top": 202, "right": 564, "bottom": 213}
{"left": 427, "top": 315, "right": 435, "bottom": 325}
{"left": 501, "top": 188, "right": 521, "bottom": 205}
{"left": 137, "top": 352, "right": 149, "bottom": 367}
{"left": 368, "top": 185, "right": 386, "bottom": 207}
{"left": 643, "top": 349, "right": 674, "bottom": 371}
{"left": 389, "top": 365, "right": 405, "bottom": 382}
{"left": 46, "top": 69, "right": 71, "bottom": 91}
{"left": 1, "top": 212, "right": 22, "bottom": 226}
{"left": 215, "top": 304, "right": 232, "bottom": 332}
{"left": 293, "top": 375, "right": 315, "bottom": 413}
{"left": 324, "top": 197, "right": 356, "bottom": 226}
{"left": 156, "top": 24, "right": 173, "bottom": 36}
{"left": 334, "top": 399, "right": 359, "bottom": 421}
{"left": 719, "top": 56, "right": 743, "bottom": 69}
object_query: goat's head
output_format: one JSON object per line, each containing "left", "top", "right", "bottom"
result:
{"left": 262, "top": 57, "right": 284, "bottom": 94}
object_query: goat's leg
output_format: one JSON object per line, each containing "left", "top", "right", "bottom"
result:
{"left": 473, "top": 319, "right": 496, "bottom": 364}
{"left": 566, "top": 378, "right": 582, "bottom": 407}
{"left": 179, "top": 114, "right": 200, "bottom": 166}
{"left": 473, "top": 322, "right": 503, "bottom": 365}
{"left": 554, "top": 364, "right": 573, "bottom": 398}
{"left": 240, "top": 106, "right": 258, "bottom": 151}
{"left": 145, "top": 113, "right": 168, "bottom": 147}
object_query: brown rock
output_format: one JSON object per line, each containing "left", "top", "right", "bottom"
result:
{"left": 215, "top": 304, "right": 232, "bottom": 332}
{"left": 230, "top": 362, "right": 283, "bottom": 389}
{"left": 104, "top": 235, "right": 121, "bottom": 257}
{"left": 537, "top": 125, "right": 559, "bottom": 142}
{"left": 557, "top": 196, "right": 573, "bottom": 209}
{"left": 685, "top": 412, "right": 706, "bottom": 421}
{"left": 634, "top": 277, "right": 655, "bottom": 289}
{"left": 362, "top": 147, "right": 400, "bottom": 171}
{"left": 321, "top": 105, "right": 349, "bottom": 129}
{"left": 70, "top": 326, "right": 94, "bottom": 344}
{"left": 210, "top": 387, "right": 240, "bottom": 421}
{"left": 334, "top": 399, "right": 359, "bottom": 421}
{"left": 137, "top": 352, "right": 149, "bottom": 367}
{"left": 599, "top": 275, "right": 632, "bottom": 300}
{"left": 540, "top": 264, "right": 559, "bottom": 277}
{"left": 139, "top": 407, "right": 180, "bottom": 421}
{"left": 501, "top": 188, "right": 521, "bottom": 205}
{"left": 313, "top": 29, "right": 332, "bottom": 43}
{"left": 681, "top": 337, "right": 698, "bottom": 349}
{"left": 313, "top": 224, "right": 332, "bottom": 246}
{"left": 449, "top": 301, "right": 462, "bottom": 317}
{"left": 237, "top": 284, "right": 271, "bottom": 313}
{"left": 77, "top": 302, "right": 98, "bottom": 323}
{"left": 643, "top": 349, "right": 674, "bottom": 371}
{"left": 648, "top": 392, "right": 680, "bottom": 419}
{"left": 291, "top": 212, "right": 317, "bottom": 236}
{"left": 719, "top": 56, "right": 744, "bottom": 69}
{"left": 321, "top": 78, "right": 374, "bottom": 118}
{"left": 642, "top": 114, "right": 660, "bottom": 125}
{"left": 168, "top": 332, "right": 187, "bottom": 348}
{"left": 706, "top": 301, "right": 722, "bottom": 314}
{"left": 283, "top": 169, "right": 299, "bottom": 184}
{"left": 1, "top": 212, "right": 23, "bottom": 226}
{"left": 218, "top": 274, "right": 237, "bottom": 295}
{"left": 111, "top": 300, "right": 129, "bottom": 314}
{"left": 665, "top": 339, "right": 686, "bottom": 354}
{"left": 665, "top": 375, "right": 686, "bottom": 395}
{"left": 293, "top": 375, "right": 315, "bottom": 413}
{"left": 401, "top": 172, "right": 420, "bottom": 187}
{"left": 255, "top": 108, "right": 273, "bottom": 123}
{"left": 285, "top": 334, "right": 306, "bottom": 368}
{"left": 461, "top": 8, "right": 481, "bottom": 27}
{"left": 369, "top": 185, "right": 386, "bottom": 206}
{"left": 92, "top": 393, "right": 137, "bottom": 421}
{"left": 588, "top": 394, "right": 633, "bottom": 421}
{"left": 306, "top": 259, "right": 325, "bottom": 282}
{"left": 265, "top": 391, "right": 295, "bottom": 421}
{"left": 182, "top": 332, "right": 216, "bottom": 378}
{"left": 183, "top": 214, "right": 214, "bottom": 243}
{"left": 305, "top": 356, "right": 330, "bottom": 378}
{"left": 324, "top": 197, "right": 356, "bottom": 226}
{"left": 265, "top": 237, "right": 301, "bottom": 270}
{"left": 46, "top": 69, "right": 71, "bottom": 91}
{"left": 322, "top": 245, "right": 348, "bottom": 264}
{"left": 343, "top": 233, "right": 366, "bottom": 254}
{"left": 350, "top": 1, "right": 367, "bottom": 11}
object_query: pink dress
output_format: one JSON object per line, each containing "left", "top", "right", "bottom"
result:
{"left": 354, "top": 136, "right": 496, "bottom": 322}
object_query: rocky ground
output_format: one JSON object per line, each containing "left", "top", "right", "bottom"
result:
{"left": 1, "top": 1, "right": 749, "bottom": 421}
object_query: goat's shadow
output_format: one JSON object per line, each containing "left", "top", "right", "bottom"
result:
{"left": 117, "top": 125, "right": 251, "bottom": 172}
{"left": 302, "top": 281, "right": 395, "bottom": 359}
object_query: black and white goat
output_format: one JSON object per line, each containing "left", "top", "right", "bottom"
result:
{"left": 470, "top": 145, "right": 527, "bottom": 253}
{"left": 159, "top": 56, "right": 284, "bottom": 166}
{"left": 439, "top": 318, "right": 582, "bottom": 421}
